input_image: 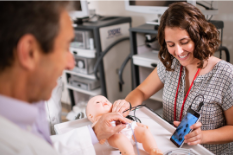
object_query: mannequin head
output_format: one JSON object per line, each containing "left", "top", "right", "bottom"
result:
{"left": 86, "top": 95, "right": 112, "bottom": 123}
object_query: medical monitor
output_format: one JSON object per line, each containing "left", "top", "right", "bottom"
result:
{"left": 70, "top": 0, "right": 89, "bottom": 20}
{"left": 125, "top": 1, "right": 218, "bottom": 17}
{"left": 125, "top": 1, "right": 195, "bottom": 15}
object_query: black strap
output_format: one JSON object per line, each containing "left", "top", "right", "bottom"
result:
{"left": 128, "top": 101, "right": 132, "bottom": 110}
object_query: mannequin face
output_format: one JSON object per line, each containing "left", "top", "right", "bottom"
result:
{"left": 86, "top": 95, "right": 112, "bottom": 123}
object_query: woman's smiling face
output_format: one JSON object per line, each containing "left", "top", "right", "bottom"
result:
{"left": 164, "top": 26, "right": 199, "bottom": 67}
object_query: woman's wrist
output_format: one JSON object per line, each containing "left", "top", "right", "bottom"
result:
{"left": 201, "top": 130, "right": 207, "bottom": 144}
{"left": 201, "top": 130, "right": 215, "bottom": 144}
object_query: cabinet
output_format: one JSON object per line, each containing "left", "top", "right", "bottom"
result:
{"left": 63, "top": 16, "right": 132, "bottom": 108}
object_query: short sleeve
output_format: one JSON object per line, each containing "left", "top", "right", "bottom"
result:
{"left": 157, "top": 60, "right": 166, "bottom": 83}
{"left": 222, "top": 82, "right": 233, "bottom": 111}
{"left": 221, "top": 63, "right": 233, "bottom": 111}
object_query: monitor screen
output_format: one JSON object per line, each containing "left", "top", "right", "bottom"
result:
{"left": 125, "top": 0, "right": 217, "bottom": 16}
{"left": 129, "top": 1, "right": 185, "bottom": 7}
{"left": 73, "top": 1, "right": 82, "bottom": 11}
{"left": 69, "top": 0, "right": 89, "bottom": 20}
{"left": 125, "top": 0, "right": 195, "bottom": 15}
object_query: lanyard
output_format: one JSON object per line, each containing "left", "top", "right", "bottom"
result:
{"left": 174, "top": 66, "right": 200, "bottom": 121}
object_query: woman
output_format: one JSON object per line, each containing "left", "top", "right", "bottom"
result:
{"left": 112, "top": 2, "right": 233, "bottom": 155}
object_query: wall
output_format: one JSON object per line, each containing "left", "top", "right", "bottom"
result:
{"left": 213, "top": 1, "right": 233, "bottom": 63}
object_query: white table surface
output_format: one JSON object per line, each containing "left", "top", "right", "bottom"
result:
{"left": 54, "top": 107, "right": 214, "bottom": 155}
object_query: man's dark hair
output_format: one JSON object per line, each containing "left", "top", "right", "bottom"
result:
{"left": 158, "top": 2, "right": 220, "bottom": 71}
{"left": 0, "top": 1, "right": 70, "bottom": 72}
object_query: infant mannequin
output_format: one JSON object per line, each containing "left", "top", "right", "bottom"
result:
{"left": 86, "top": 95, "right": 163, "bottom": 155}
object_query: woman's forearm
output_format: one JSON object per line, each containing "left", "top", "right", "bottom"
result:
{"left": 125, "top": 88, "right": 146, "bottom": 107}
{"left": 202, "top": 125, "right": 233, "bottom": 144}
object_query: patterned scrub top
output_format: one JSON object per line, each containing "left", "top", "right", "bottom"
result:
{"left": 157, "top": 58, "right": 233, "bottom": 155}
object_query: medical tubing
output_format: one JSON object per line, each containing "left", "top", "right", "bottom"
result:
{"left": 123, "top": 104, "right": 154, "bottom": 123}
{"left": 189, "top": 94, "right": 205, "bottom": 112}
{"left": 128, "top": 101, "right": 132, "bottom": 110}
{"left": 93, "top": 37, "right": 130, "bottom": 79}
{"left": 123, "top": 104, "right": 151, "bottom": 113}
{"left": 128, "top": 123, "right": 140, "bottom": 155}
{"left": 119, "top": 53, "right": 132, "bottom": 85}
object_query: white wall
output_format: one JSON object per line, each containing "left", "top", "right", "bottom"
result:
{"left": 89, "top": 0, "right": 233, "bottom": 64}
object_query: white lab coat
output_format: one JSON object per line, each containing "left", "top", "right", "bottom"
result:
{"left": 45, "top": 77, "right": 63, "bottom": 135}
{"left": 0, "top": 115, "right": 96, "bottom": 155}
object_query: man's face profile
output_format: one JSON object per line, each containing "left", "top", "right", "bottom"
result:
{"left": 32, "top": 10, "right": 75, "bottom": 101}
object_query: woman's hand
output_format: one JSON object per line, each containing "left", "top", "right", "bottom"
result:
{"left": 174, "top": 121, "right": 204, "bottom": 145}
{"left": 112, "top": 99, "right": 131, "bottom": 117}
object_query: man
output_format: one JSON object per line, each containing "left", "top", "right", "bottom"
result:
{"left": 0, "top": 2, "right": 128, "bottom": 155}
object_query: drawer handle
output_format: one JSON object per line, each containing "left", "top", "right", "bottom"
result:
{"left": 151, "top": 63, "right": 157, "bottom": 68}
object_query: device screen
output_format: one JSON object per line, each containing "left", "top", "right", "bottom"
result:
{"left": 170, "top": 109, "right": 200, "bottom": 147}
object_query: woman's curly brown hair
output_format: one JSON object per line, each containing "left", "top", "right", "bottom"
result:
{"left": 158, "top": 2, "right": 220, "bottom": 71}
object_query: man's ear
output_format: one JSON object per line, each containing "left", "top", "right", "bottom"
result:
{"left": 16, "top": 34, "right": 41, "bottom": 71}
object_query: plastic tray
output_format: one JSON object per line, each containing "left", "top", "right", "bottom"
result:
{"left": 54, "top": 107, "right": 214, "bottom": 155}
